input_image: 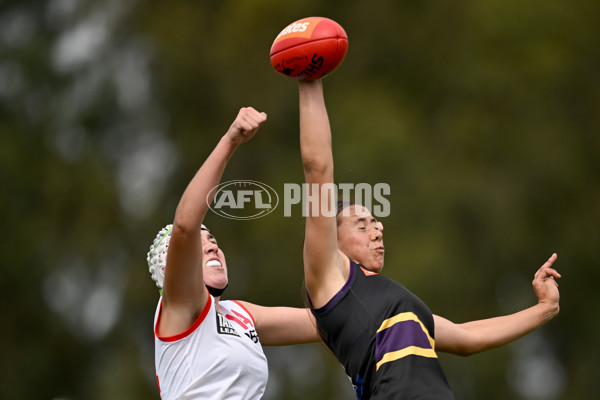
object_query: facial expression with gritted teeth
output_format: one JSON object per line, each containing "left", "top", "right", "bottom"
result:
{"left": 201, "top": 230, "right": 228, "bottom": 289}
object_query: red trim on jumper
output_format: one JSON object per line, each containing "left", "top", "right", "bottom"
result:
{"left": 155, "top": 365, "right": 162, "bottom": 396}
{"left": 155, "top": 295, "right": 213, "bottom": 342}
{"left": 232, "top": 300, "right": 256, "bottom": 326}
{"left": 360, "top": 266, "right": 378, "bottom": 276}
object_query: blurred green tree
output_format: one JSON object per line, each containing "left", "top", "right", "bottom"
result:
{"left": 1, "top": 0, "right": 598, "bottom": 399}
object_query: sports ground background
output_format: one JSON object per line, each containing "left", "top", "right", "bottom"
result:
{"left": 1, "top": 1, "right": 598, "bottom": 399}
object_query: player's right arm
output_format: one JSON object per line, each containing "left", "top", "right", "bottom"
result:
{"left": 298, "top": 80, "right": 347, "bottom": 308}
{"left": 158, "top": 108, "right": 267, "bottom": 336}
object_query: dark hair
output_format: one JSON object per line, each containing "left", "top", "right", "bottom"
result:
{"left": 336, "top": 201, "right": 356, "bottom": 226}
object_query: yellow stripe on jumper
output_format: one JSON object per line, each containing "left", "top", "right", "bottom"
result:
{"left": 376, "top": 346, "right": 438, "bottom": 370}
{"left": 375, "top": 312, "right": 437, "bottom": 370}
{"left": 377, "top": 312, "right": 436, "bottom": 349}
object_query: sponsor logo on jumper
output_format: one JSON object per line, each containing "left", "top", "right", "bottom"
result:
{"left": 245, "top": 329, "right": 259, "bottom": 343}
{"left": 225, "top": 310, "right": 260, "bottom": 343}
{"left": 216, "top": 313, "right": 240, "bottom": 337}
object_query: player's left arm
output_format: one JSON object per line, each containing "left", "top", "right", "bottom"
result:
{"left": 434, "top": 253, "right": 561, "bottom": 356}
{"left": 238, "top": 301, "right": 320, "bottom": 346}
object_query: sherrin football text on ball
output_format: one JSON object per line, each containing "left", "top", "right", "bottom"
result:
{"left": 270, "top": 17, "right": 348, "bottom": 80}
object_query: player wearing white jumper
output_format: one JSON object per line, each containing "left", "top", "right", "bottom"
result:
{"left": 154, "top": 294, "right": 267, "bottom": 400}
{"left": 147, "top": 107, "right": 319, "bottom": 399}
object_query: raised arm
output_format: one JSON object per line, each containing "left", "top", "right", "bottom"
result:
{"left": 298, "top": 80, "right": 347, "bottom": 308}
{"left": 158, "top": 107, "right": 267, "bottom": 336}
{"left": 434, "top": 253, "right": 561, "bottom": 356}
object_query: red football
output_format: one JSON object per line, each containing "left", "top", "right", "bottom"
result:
{"left": 270, "top": 17, "right": 348, "bottom": 80}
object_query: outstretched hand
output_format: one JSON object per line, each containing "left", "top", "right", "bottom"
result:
{"left": 226, "top": 107, "right": 267, "bottom": 145}
{"left": 532, "top": 253, "right": 561, "bottom": 309}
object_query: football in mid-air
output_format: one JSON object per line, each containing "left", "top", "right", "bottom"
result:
{"left": 270, "top": 17, "right": 348, "bottom": 80}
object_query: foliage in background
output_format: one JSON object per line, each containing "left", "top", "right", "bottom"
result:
{"left": 1, "top": 0, "right": 598, "bottom": 399}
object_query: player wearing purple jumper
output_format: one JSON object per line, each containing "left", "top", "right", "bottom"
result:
{"left": 297, "top": 79, "right": 562, "bottom": 399}
{"left": 147, "top": 107, "right": 319, "bottom": 400}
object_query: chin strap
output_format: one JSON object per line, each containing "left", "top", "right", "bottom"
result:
{"left": 206, "top": 284, "right": 228, "bottom": 297}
